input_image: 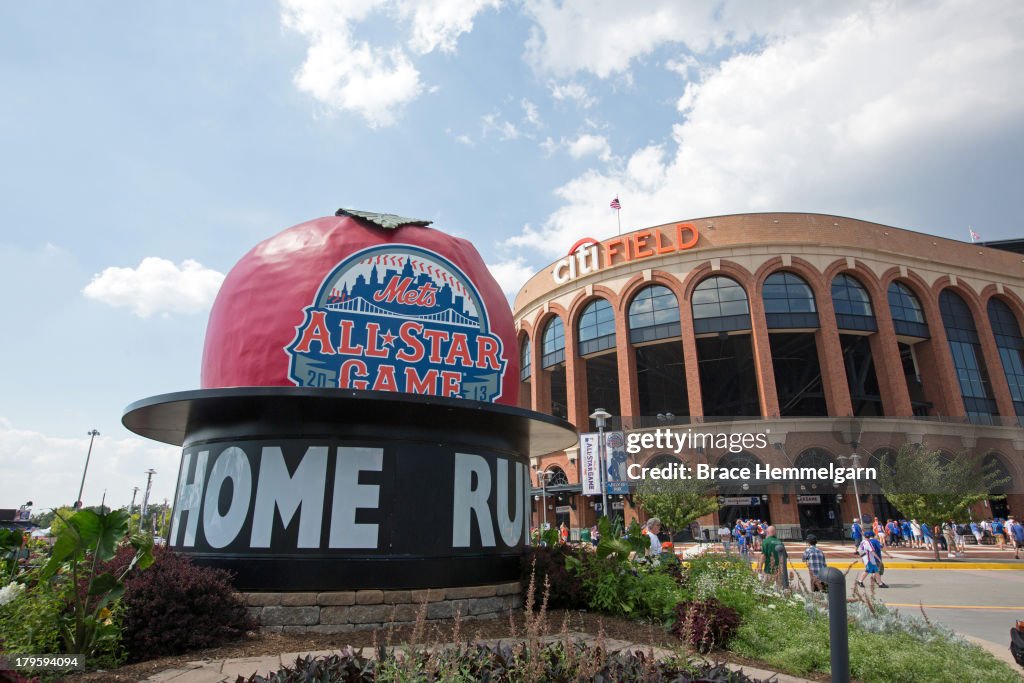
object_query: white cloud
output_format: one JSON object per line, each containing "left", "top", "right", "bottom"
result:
{"left": 521, "top": 98, "right": 542, "bottom": 127}
{"left": 400, "top": 0, "right": 502, "bottom": 54}
{"left": 524, "top": 1, "right": 718, "bottom": 78}
{"left": 524, "top": 1, "right": 847, "bottom": 79}
{"left": 567, "top": 134, "right": 611, "bottom": 161}
{"left": 486, "top": 257, "right": 536, "bottom": 298}
{"left": 509, "top": 1, "right": 1024, "bottom": 257}
{"left": 549, "top": 81, "right": 596, "bottom": 108}
{"left": 83, "top": 257, "right": 225, "bottom": 318}
{"left": 281, "top": 0, "right": 498, "bottom": 127}
{"left": 0, "top": 418, "right": 180, "bottom": 513}
{"left": 482, "top": 112, "right": 520, "bottom": 141}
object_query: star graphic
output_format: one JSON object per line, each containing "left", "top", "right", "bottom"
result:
{"left": 380, "top": 330, "right": 397, "bottom": 346}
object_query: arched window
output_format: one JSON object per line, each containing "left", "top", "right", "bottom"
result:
{"left": 988, "top": 298, "right": 1024, "bottom": 417}
{"left": 763, "top": 271, "right": 818, "bottom": 329}
{"left": 541, "top": 317, "right": 565, "bottom": 368}
{"left": 520, "top": 337, "right": 531, "bottom": 381}
{"left": 887, "top": 282, "right": 928, "bottom": 338}
{"left": 645, "top": 453, "right": 682, "bottom": 469}
{"left": 578, "top": 298, "right": 616, "bottom": 355}
{"left": 691, "top": 276, "right": 750, "bottom": 334}
{"left": 628, "top": 285, "right": 681, "bottom": 343}
{"left": 831, "top": 274, "right": 877, "bottom": 331}
{"left": 545, "top": 466, "right": 569, "bottom": 487}
{"left": 940, "top": 290, "right": 996, "bottom": 418}
{"left": 793, "top": 448, "right": 836, "bottom": 492}
{"left": 715, "top": 452, "right": 763, "bottom": 495}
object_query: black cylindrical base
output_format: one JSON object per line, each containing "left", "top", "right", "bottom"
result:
{"left": 123, "top": 388, "right": 576, "bottom": 591}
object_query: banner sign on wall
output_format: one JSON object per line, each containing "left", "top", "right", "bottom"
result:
{"left": 604, "top": 431, "right": 631, "bottom": 494}
{"left": 796, "top": 495, "right": 821, "bottom": 504}
{"left": 579, "top": 433, "right": 601, "bottom": 495}
{"left": 720, "top": 496, "right": 761, "bottom": 507}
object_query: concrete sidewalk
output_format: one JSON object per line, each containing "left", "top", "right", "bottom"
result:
{"left": 141, "top": 632, "right": 815, "bottom": 683}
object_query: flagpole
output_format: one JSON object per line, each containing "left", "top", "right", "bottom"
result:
{"left": 610, "top": 194, "right": 622, "bottom": 235}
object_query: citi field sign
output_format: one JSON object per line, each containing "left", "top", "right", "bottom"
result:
{"left": 552, "top": 223, "right": 700, "bottom": 284}
{"left": 287, "top": 244, "right": 506, "bottom": 401}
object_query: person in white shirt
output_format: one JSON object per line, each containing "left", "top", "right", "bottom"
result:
{"left": 647, "top": 517, "right": 663, "bottom": 556}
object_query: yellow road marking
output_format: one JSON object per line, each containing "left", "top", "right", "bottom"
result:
{"left": 787, "top": 561, "right": 1024, "bottom": 570}
{"left": 886, "top": 603, "right": 1024, "bottom": 611}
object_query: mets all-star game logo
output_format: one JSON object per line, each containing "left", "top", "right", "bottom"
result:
{"left": 286, "top": 244, "right": 507, "bottom": 401}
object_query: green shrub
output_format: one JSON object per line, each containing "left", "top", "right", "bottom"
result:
{"left": 0, "top": 578, "right": 64, "bottom": 657}
{"left": 520, "top": 546, "right": 587, "bottom": 610}
{"left": 730, "top": 593, "right": 1019, "bottom": 682}
{"left": 235, "top": 642, "right": 773, "bottom": 682}
{"left": 671, "top": 598, "right": 742, "bottom": 653}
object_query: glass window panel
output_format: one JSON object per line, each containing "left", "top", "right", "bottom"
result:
{"left": 941, "top": 290, "right": 995, "bottom": 415}
{"left": 720, "top": 300, "right": 748, "bottom": 316}
{"left": 579, "top": 299, "right": 615, "bottom": 344}
{"left": 832, "top": 274, "right": 874, "bottom": 318}
{"left": 764, "top": 272, "right": 816, "bottom": 315}
{"left": 542, "top": 317, "right": 565, "bottom": 355}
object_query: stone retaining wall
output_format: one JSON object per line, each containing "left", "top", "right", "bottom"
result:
{"left": 242, "top": 581, "right": 523, "bottom": 633}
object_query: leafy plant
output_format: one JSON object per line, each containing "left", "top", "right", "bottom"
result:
{"left": 38, "top": 508, "right": 153, "bottom": 659}
{"left": 0, "top": 529, "right": 26, "bottom": 583}
{"left": 671, "top": 598, "right": 742, "bottom": 653}
{"left": 520, "top": 546, "right": 587, "bottom": 610}
{"left": 634, "top": 473, "right": 718, "bottom": 535}
{"left": 234, "top": 642, "right": 771, "bottom": 682}
{"left": 0, "top": 574, "right": 64, "bottom": 658}
{"left": 120, "top": 547, "right": 256, "bottom": 661}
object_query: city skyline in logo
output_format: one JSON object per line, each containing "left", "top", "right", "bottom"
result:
{"left": 286, "top": 245, "right": 506, "bottom": 402}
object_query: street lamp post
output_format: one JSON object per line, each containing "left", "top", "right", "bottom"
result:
{"left": 537, "top": 470, "right": 552, "bottom": 531}
{"left": 129, "top": 486, "right": 140, "bottom": 532}
{"left": 140, "top": 469, "right": 156, "bottom": 532}
{"left": 837, "top": 453, "right": 864, "bottom": 523}
{"left": 75, "top": 429, "right": 100, "bottom": 509}
{"left": 590, "top": 408, "right": 612, "bottom": 519}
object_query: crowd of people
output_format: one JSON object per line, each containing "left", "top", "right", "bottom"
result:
{"left": 851, "top": 515, "right": 1024, "bottom": 558}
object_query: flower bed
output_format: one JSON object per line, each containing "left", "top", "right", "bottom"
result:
{"left": 525, "top": 536, "right": 1020, "bottom": 682}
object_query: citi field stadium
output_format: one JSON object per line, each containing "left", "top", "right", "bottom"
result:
{"left": 513, "top": 212, "right": 1024, "bottom": 541}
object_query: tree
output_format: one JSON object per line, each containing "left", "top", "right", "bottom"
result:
{"left": 878, "top": 443, "right": 1009, "bottom": 560}
{"left": 634, "top": 475, "right": 718, "bottom": 537}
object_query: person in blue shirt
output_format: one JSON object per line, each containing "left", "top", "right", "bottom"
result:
{"left": 901, "top": 520, "right": 912, "bottom": 546}
{"left": 851, "top": 518, "right": 863, "bottom": 548}
{"left": 993, "top": 518, "right": 1005, "bottom": 550}
{"left": 969, "top": 520, "right": 983, "bottom": 545}
{"left": 735, "top": 521, "right": 750, "bottom": 563}
{"left": 921, "top": 521, "right": 933, "bottom": 550}
{"left": 868, "top": 533, "right": 889, "bottom": 587}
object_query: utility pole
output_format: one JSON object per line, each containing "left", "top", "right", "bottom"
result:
{"left": 75, "top": 429, "right": 100, "bottom": 508}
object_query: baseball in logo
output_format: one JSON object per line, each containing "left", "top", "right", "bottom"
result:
{"left": 286, "top": 245, "right": 507, "bottom": 401}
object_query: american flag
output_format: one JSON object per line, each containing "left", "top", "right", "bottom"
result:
{"left": 610, "top": 196, "right": 621, "bottom": 210}
{"left": 969, "top": 227, "right": 980, "bottom": 243}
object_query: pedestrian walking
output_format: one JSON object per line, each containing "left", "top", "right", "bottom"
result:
{"left": 802, "top": 534, "right": 827, "bottom": 591}
{"left": 856, "top": 530, "right": 883, "bottom": 589}
{"left": 1009, "top": 517, "right": 1024, "bottom": 560}
{"left": 992, "top": 518, "right": 1005, "bottom": 550}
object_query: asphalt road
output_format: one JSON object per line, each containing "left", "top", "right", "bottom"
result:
{"left": 836, "top": 567, "right": 1023, "bottom": 648}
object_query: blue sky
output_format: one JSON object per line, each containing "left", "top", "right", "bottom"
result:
{"left": 2, "top": 1, "right": 1022, "bottom": 513}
